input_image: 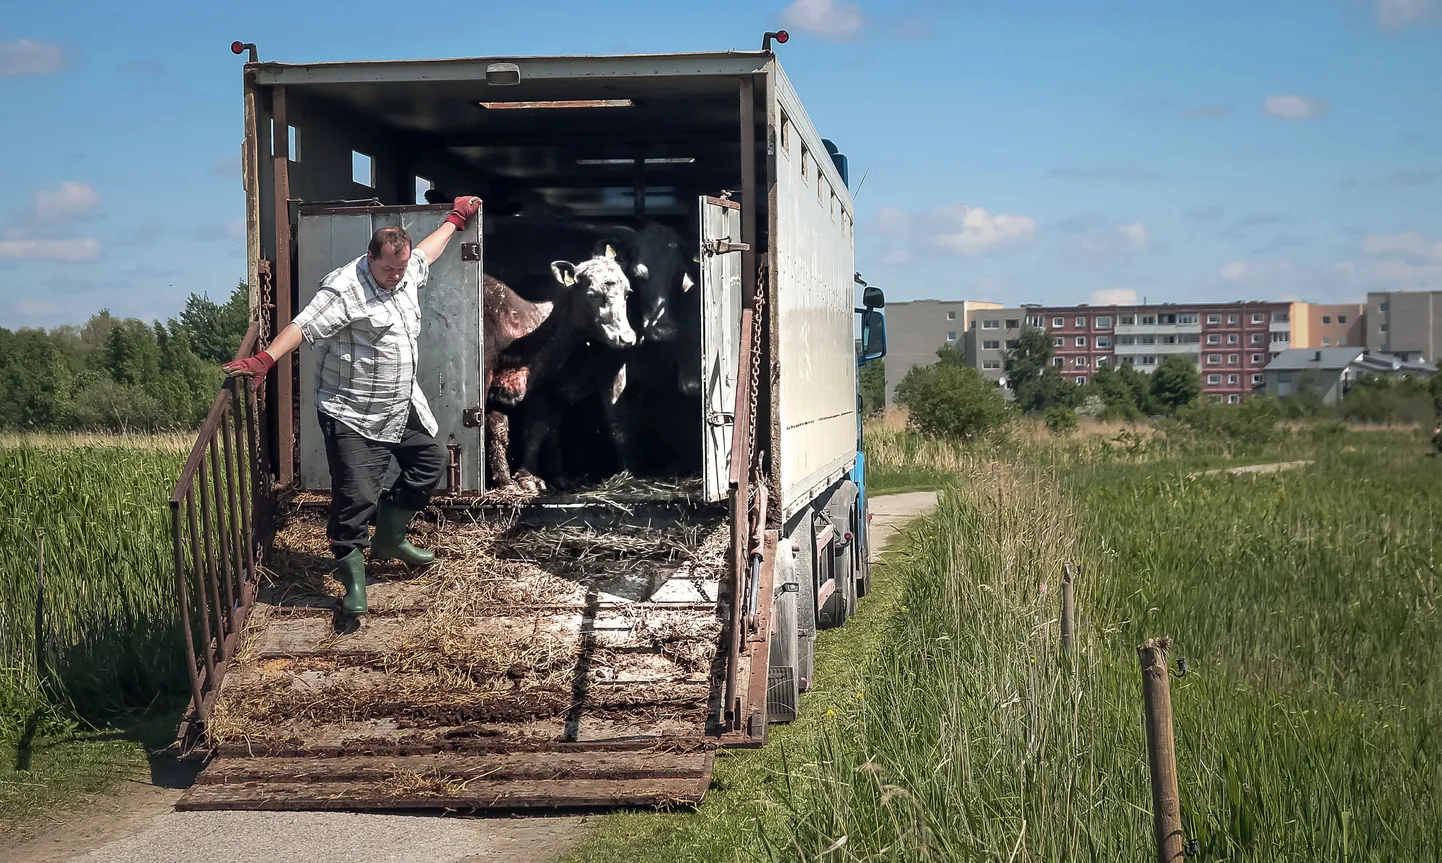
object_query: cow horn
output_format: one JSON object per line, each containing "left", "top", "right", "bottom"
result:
{"left": 604, "top": 244, "right": 617, "bottom": 259}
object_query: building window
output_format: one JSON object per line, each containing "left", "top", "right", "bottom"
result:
{"left": 1380, "top": 302, "right": 1388, "bottom": 312}
{"left": 1178, "top": 314, "right": 1198, "bottom": 324}
{"left": 1207, "top": 334, "right": 1221, "bottom": 345}
{"left": 1096, "top": 336, "right": 1112, "bottom": 348}
{"left": 982, "top": 319, "right": 1000, "bottom": 330}
{"left": 1228, "top": 394, "right": 1240, "bottom": 404}
{"left": 1207, "top": 354, "right": 1221, "bottom": 365}
{"left": 1027, "top": 315, "right": 1046, "bottom": 327}
{"left": 1076, "top": 316, "right": 1087, "bottom": 328}
{"left": 1053, "top": 336, "right": 1065, "bottom": 348}
{"left": 1228, "top": 354, "right": 1239, "bottom": 365}
{"left": 1005, "top": 340, "right": 1018, "bottom": 349}
{"left": 1252, "top": 373, "right": 1263, "bottom": 384}
{"left": 1227, "top": 334, "right": 1239, "bottom": 345}
{"left": 947, "top": 332, "right": 957, "bottom": 342}
{"left": 1207, "top": 374, "right": 1221, "bottom": 385}
{"left": 947, "top": 311, "right": 957, "bottom": 320}
{"left": 1339, "top": 314, "right": 1348, "bottom": 324}
{"left": 1076, "top": 356, "right": 1089, "bottom": 367}
{"left": 983, "top": 340, "right": 1000, "bottom": 350}
{"left": 1228, "top": 314, "right": 1239, "bottom": 325}
{"left": 983, "top": 360, "right": 1001, "bottom": 370}
{"left": 1338, "top": 337, "right": 1346, "bottom": 346}
{"left": 1118, "top": 335, "right": 1135, "bottom": 345}
{"left": 1140, "top": 355, "right": 1158, "bottom": 366}
{"left": 1141, "top": 315, "right": 1157, "bottom": 325}
{"left": 1006, "top": 318, "right": 1020, "bottom": 329}
{"left": 1271, "top": 332, "right": 1289, "bottom": 343}
{"left": 1272, "top": 311, "right": 1289, "bottom": 323}
{"left": 1252, "top": 353, "right": 1264, "bottom": 364}
{"left": 1076, "top": 376, "right": 1087, "bottom": 385}
{"left": 1052, "top": 317, "right": 1065, "bottom": 328}
{"left": 1251, "top": 313, "right": 1265, "bottom": 324}
{"left": 1052, "top": 357, "right": 1064, "bottom": 367}
{"left": 1321, "top": 315, "right": 1331, "bottom": 325}
{"left": 1207, "top": 314, "right": 1221, "bottom": 325}
{"left": 1180, "top": 334, "right": 1200, "bottom": 344}
{"left": 1380, "top": 323, "right": 1388, "bottom": 332}
{"left": 1322, "top": 336, "right": 1331, "bottom": 346}
{"left": 1251, "top": 333, "right": 1263, "bottom": 345}
{"left": 1076, "top": 336, "right": 1087, "bottom": 347}
{"left": 1228, "top": 374, "right": 1238, "bottom": 385}
{"left": 1158, "top": 314, "right": 1176, "bottom": 325}
{"left": 1096, "top": 316, "right": 1112, "bottom": 328}
{"left": 1096, "top": 356, "right": 1110, "bottom": 367}
{"left": 1120, "top": 315, "right": 1136, "bottom": 326}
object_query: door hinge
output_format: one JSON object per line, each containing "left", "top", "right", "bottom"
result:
{"left": 462, "top": 407, "right": 485, "bottom": 427}
{"left": 707, "top": 411, "right": 735, "bottom": 427}
{"left": 704, "top": 238, "right": 751, "bottom": 256}
{"left": 461, "top": 242, "right": 481, "bottom": 262}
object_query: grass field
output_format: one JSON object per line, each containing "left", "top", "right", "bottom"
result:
{"left": 568, "top": 424, "right": 1440, "bottom": 861}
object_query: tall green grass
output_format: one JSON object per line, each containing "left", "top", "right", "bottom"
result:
{"left": 0, "top": 440, "right": 189, "bottom": 738}
{"left": 770, "top": 432, "right": 1440, "bottom": 860}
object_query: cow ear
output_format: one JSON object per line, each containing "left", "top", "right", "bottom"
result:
{"left": 681, "top": 273, "right": 695, "bottom": 293}
{"left": 551, "top": 261, "right": 577, "bottom": 286}
{"left": 604, "top": 244, "right": 617, "bottom": 260}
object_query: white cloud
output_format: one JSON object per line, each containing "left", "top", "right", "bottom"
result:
{"left": 1119, "top": 222, "right": 1150, "bottom": 251}
{"left": 0, "top": 237, "right": 103, "bottom": 262}
{"left": 927, "top": 204, "right": 1037, "bottom": 256}
{"left": 1219, "top": 260, "right": 1250, "bottom": 281}
{"left": 0, "top": 40, "right": 67, "bottom": 77}
{"left": 33, "top": 181, "right": 101, "bottom": 221}
{"left": 1375, "top": 0, "right": 1438, "bottom": 29}
{"left": 1264, "top": 94, "right": 1330, "bottom": 120}
{"left": 1074, "top": 220, "right": 1152, "bottom": 260}
{"left": 1091, "top": 289, "right": 1138, "bottom": 305}
{"left": 780, "top": 0, "right": 865, "bottom": 43}
{"left": 1362, "top": 230, "right": 1442, "bottom": 260}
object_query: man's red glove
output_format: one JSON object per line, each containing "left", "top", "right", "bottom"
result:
{"left": 222, "top": 352, "right": 275, "bottom": 386}
{"left": 444, "top": 196, "right": 481, "bottom": 232}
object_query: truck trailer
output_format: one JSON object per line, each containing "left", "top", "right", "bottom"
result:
{"left": 168, "top": 36, "right": 888, "bottom": 811}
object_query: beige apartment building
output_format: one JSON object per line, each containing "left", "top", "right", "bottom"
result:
{"left": 882, "top": 299, "right": 1002, "bottom": 404}
{"left": 1290, "top": 303, "right": 1364, "bottom": 350}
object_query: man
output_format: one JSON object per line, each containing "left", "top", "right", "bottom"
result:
{"left": 223, "top": 196, "right": 482, "bottom": 616}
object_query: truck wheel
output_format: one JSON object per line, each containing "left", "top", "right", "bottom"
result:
{"left": 818, "top": 483, "right": 860, "bottom": 628}
{"left": 767, "top": 537, "right": 801, "bottom": 723}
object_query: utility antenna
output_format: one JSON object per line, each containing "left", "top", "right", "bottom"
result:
{"left": 851, "top": 166, "right": 871, "bottom": 202}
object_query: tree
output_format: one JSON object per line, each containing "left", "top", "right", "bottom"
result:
{"left": 1044, "top": 405, "right": 1078, "bottom": 434}
{"left": 181, "top": 281, "right": 251, "bottom": 364}
{"left": 1087, "top": 363, "right": 1144, "bottom": 420}
{"left": 859, "top": 359, "right": 885, "bottom": 416}
{"left": 1150, "top": 355, "right": 1202, "bottom": 414}
{"left": 901, "top": 364, "right": 1013, "bottom": 441}
{"left": 1001, "top": 326, "right": 1052, "bottom": 411}
{"left": 935, "top": 341, "right": 967, "bottom": 368}
{"left": 1117, "top": 360, "right": 1155, "bottom": 415}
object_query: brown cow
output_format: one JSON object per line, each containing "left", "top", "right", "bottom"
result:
{"left": 482, "top": 274, "right": 552, "bottom": 492}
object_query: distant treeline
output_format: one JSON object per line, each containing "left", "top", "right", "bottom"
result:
{"left": 0, "top": 282, "right": 251, "bottom": 433}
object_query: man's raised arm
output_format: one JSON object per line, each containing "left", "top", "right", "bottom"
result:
{"left": 415, "top": 196, "right": 482, "bottom": 265}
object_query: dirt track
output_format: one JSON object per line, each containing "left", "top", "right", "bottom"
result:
{"left": 4, "top": 490, "right": 938, "bottom": 863}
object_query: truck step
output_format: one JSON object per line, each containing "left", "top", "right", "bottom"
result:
{"left": 176, "top": 749, "right": 714, "bottom": 811}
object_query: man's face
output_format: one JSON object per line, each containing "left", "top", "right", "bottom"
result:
{"left": 369, "top": 244, "right": 410, "bottom": 290}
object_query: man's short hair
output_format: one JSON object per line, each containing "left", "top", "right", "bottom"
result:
{"left": 368, "top": 226, "right": 412, "bottom": 259}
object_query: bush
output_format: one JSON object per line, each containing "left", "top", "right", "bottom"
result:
{"left": 901, "top": 364, "right": 1013, "bottom": 441}
{"left": 1044, "top": 406, "right": 1078, "bottom": 434}
{"left": 1175, "top": 397, "right": 1282, "bottom": 451}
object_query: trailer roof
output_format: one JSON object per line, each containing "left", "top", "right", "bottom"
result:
{"left": 251, "top": 51, "right": 774, "bottom": 87}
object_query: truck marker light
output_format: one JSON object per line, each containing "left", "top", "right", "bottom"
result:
{"left": 776, "top": 30, "right": 790, "bottom": 43}
{"left": 230, "top": 41, "right": 245, "bottom": 54}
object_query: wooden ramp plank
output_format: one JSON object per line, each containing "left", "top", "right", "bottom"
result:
{"left": 195, "top": 750, "right": 711, "bottom": 784}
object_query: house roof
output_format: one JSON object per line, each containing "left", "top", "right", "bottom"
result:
{"left": 1353, "top": 353, "right": 1438, "bottom": 375}
{"left": 1264, "top": 347, "right": 1365, "bottom": 371}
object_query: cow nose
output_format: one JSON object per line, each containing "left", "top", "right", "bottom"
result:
{"left": 619, "top": 329, "right": 638, "bottom": 347}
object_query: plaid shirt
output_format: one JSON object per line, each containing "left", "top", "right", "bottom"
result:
{"left": 292, "top": 250, "right": 439, "bottom": 444}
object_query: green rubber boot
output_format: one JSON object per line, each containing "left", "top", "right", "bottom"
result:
{"left": 333, "top": 548, "right": 368, "bottom": 615}
{"left": 371, "top": 499, "right": 435, "bottom": 567}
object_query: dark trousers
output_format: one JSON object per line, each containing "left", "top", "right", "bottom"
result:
{"left": 318, "top": 407, "right": 446, "bottom": 558}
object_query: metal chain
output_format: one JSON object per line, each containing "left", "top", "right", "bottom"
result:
{"left": 747, "top": 263, "right": 766, "bottom": 487}
{"left": 258, "top": 265, "right": 274, "bottom": 349}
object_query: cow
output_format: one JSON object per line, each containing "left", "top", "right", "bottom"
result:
{"left": 481, "top": 274, "right": 552, "bottom": 492}
{"left": 486, "top": 247, "right": 636, "bottom": 490}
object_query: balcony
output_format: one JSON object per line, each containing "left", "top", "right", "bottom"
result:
{"left": 1269, "top": 321, "right": 1291, "bottom": 333}
{"left": 1115, "top": 322, "right": 1203, "bottom": 336}
{"left": 1113, "top": 342, "right": 1202, "bottom": 357}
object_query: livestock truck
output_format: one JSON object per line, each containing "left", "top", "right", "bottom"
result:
{"left": 167, "top": 35, "right": 889, "bottom": 810}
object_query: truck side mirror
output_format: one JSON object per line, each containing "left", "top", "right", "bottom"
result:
{"left": 858, "top": 310, "right": 887, "bottom": 363}
{"left": 862, "top": 286, "right": 885, "bottom": 310}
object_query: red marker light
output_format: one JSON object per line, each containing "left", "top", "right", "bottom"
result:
{"left": 776, "top": 30, "right": 790, "bottom": 43}
{"left": 231, "top": 41, "right": 246, "bottom": 55}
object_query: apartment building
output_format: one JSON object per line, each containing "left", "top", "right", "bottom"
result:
{"left": 1366, "top": 291, "right": 1442, "bottom": 363}
{"left": 1290, "top": 303, "right": 1364, "bottom": 350}
{"left": 882, "top": 299, "right": 1002, "bottom": 404}
{"left": 1008, "top": 301, "right": 1294, "bottom": 403}
{"left": 962, "top": 307, "right": 1035, "bottom": 384}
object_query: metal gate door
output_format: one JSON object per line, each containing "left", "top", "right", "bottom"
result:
{"left": 294, "top": 204, "right": 485, "bottom": 493}
{"left": 698, "top": 196, "right": 744, "bottom": 502}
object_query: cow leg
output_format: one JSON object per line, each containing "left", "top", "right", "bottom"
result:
{"left": 484, "top": 409, "right": 516, "bottom": 490}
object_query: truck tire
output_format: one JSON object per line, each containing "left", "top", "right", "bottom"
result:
{"left": 767, "top": 539, "right": 801, "bottom": 723}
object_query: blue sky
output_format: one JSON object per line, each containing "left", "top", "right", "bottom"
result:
{"left": 2, "top": 0, "right": 1439, "bottom": 329}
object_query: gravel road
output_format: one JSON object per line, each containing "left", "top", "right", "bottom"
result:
{"left": 7, "top": 490, "right": 938, "bottom": 863}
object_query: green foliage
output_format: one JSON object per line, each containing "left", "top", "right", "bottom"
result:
{"left": 1044, "top": 405, "right": 1078, "bottom": 434}
{"left": 1172, "top": 395, "right": 1283, "bottom": 454}
{"left": 1150, "top": 353, "right": 1203, "bottom": 414}
{"left": 1336, "top": 372, "right": 1435, "bottom": 425}
{"left": 1002, "top": 325, "right": 1071, "bottom": 413}
{"left": 859, "top": 358, "right": 885, "bottom": 416}
{"left": 933, "top": 340, "right": 967, "bottom": 368}
{"left": 1087, "top": 362, "right": 1147, "bottom": 420}
{"left": 900, "top": 363, "right": 1013, "bottom": 441}
{"left": 0, "top": 284, "right": 246, "bottom": 433}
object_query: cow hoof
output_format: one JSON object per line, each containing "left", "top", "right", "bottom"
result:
{"left": 515, "top": 471, "right": 547, "bottom": 494}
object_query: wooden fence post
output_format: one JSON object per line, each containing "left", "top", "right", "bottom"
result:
{"left": 1060, "top": 563, "right": 1076, "bottom": 654}
{"left": 1139, "top": 637, "right": 1184, "bottom": 862}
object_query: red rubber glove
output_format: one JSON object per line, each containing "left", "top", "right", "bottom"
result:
{"left": 222, "top": 352, "right": 275, "bottom": 386}
{"left": 444, "top": 195, "right": 481, "bottom": 231}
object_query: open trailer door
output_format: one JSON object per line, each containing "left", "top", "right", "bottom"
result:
{"left": 295, "top": 203, "right": 486, "bottom": 493}
{"left": 699, "top": 196, "right": 744, "bottom": 502}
